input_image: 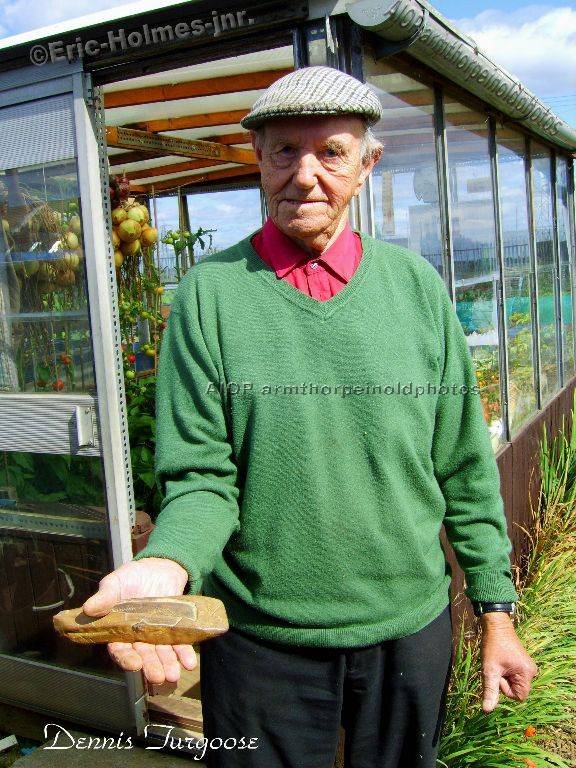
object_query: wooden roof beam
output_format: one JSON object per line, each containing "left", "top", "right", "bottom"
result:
{"left": 108, "top": 133, "right": 251, "bottom": 167}
{"left": 123, "top": 157, "right": 228, "bottom": 181}
{"left": 126, "top": 109, "right": 249, "bottom": 133}
{"left": 376, "top": 89, "right": 436, "bottom": 109}
{"left": 106, "top": 126, "right": 256, "bottom": 165}
{"left": 109, "top": 149, "right": 170, "bottom": 167}
{"left": 146, "top": 164, "right": 260, "bottom": 192}
{"left": 104, "top": 69, "right": 291, "bottom": 109}
{"left": 202, "top": 131, "right": 251, "bottom": 145}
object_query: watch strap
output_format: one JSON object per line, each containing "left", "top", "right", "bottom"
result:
{"left": 472, "top": 601, "right": 515, "bottom": 617}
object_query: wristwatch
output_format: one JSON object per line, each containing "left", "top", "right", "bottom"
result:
{"left": 472, "top": 601, "right": 515, "bottom": 617}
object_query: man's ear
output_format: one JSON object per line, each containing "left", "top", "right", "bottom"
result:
{"left": 250, "top": 130, "right": 263, "bottom": 161}
{"left": 354, "top": 146, "right": 384, "bottom": 196}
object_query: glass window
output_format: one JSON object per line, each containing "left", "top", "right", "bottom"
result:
{"left": 306, "top": 23, "right": 329, "bottom": 66}
{"left": 496, "top": 129, "right": 537, "bottom": 433}
{"left": 362, "top": 54, "right": 443, "bottom": 277}
{"left": 531, "top": 143, "right": 560, "bottom": 403}
{"left": 0, "top": 451, "right": 117, "bottom": 676}
{"left": 556, "top": 155, "right": 575, "bottom": 377}
{"left": 0, "top": 151, "right": 94, "bottom": 394}
{"left": 154, "top": 195, "right": 179, "bottom": 284}
{"left": 444, "top": 101, "right": 503, "bottom": 449}
{"left": 154, "top": 187, "right": 262, "bottom": 285}
{"left": 0, "top": 96, "right": 118, "bottom": 679}
{"left": 187, "top": 186, "right": 263, "bottom": 254}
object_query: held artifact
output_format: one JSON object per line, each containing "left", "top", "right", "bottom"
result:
{"left": 53, "top": 595, "right": 228, "bottom": 645}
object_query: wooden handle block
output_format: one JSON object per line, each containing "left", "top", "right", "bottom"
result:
{"left": 53, "top": 595, "right": 228, "bottom": 645}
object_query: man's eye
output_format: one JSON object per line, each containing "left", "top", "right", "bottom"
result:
{"left": 324, "top": 147, "right": 341, "bottom": 159}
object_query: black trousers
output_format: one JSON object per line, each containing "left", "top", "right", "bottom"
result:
{"left": 199, "top": 603, "right": 453, "bottom": 768}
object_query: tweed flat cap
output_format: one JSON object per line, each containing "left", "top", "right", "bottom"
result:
{"left": 240, "top": 66, "right": 383, "bottom": 130}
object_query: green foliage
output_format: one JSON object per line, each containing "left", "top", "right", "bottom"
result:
{"left": 161, "top": 226, "right": 216, "bottom": 281}
{"left": 0, "top": 452, "right": 104, "bottom": 506}
{"left": 121, "top": 223, "right": 217, "bottom": 518}
{"left": 438, "top": 392, "right": 576, "bottom": 766}
{"left": 459, "top": 287, "right": 491, "bottom": 304}
{"left": 124, "top": 374, "right": 162, "bottom": 519}
{"left": 509, "top": 312, "right": 531, "bottom": 328}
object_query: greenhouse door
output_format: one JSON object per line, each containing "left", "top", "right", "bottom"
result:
{"left": 0, "top": 61, "right": 145, "bottom": 732}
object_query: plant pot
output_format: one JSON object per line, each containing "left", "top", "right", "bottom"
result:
{"left": 131, "top": 510, "right": 154, "bottom": 555}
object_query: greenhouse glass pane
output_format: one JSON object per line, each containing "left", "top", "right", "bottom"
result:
{"left": 445, "top": 101, "right": 503, "bottom": 450}
{"left": 556, "top": 155, "right": 575, "bottom": 377}
{"left": 0, "top": 152, "right": 95, "bottom": 394}
{"left": 532, "top": 143, "right": 560, "bottom": 403}
{"left": 362, "top": 51, "right": 443, "bottom": 277}
{"left": 496, "top": 129, "right": 537, "bottom": 434}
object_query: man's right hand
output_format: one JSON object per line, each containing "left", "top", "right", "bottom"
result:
{"left": 82, "top": 557, "right": 197, "bottom": 684}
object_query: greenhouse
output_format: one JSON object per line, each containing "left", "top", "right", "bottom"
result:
{"left": 0, "top": 0, "right": 574, "bottom": 754}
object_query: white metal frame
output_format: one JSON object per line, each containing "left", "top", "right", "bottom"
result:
{"left": 72, "top": 69, "right": 147, "bottom": 731}
{"left": 0, "top": 61, "right": 145, "bottom": 733}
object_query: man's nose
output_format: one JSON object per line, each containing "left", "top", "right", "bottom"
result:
{"left": 292, "top": 153, "right": 321, "bottom": 189}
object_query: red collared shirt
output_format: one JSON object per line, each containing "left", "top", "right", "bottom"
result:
{"left": 251, "top": 217, "right": 363, "bottom": 301}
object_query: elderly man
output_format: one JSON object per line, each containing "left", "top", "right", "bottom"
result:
{"left": 84, "top": 67, "right": 538, "bottom": 767}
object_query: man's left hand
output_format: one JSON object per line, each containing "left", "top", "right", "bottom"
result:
{"left": 479, "top": 612, "right": 539, "bottom": 713}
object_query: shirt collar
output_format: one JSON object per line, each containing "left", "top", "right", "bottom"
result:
{"left": 258, "top": 217, "right": 358, "bottom": 282}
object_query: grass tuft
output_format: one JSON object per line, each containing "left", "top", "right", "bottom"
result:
{"left": 438, "top": 391, "right": 576, "bottom": 767}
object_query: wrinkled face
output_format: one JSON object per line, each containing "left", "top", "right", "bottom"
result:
{"left": 252, "top": 115, "right": 377, "bottom": 249}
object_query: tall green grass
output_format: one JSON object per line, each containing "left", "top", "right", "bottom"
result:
{"left": 438, "top": 392, "right": 576, "bottom": 767}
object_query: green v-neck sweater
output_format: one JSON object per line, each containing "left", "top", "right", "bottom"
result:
{"left": 134, "top": 231, "right": 519, "bottom": 647}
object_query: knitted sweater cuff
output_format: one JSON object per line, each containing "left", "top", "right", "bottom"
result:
{"left": 463, "top": 569, "right": 519, "bottom": 603}
{"left": 132, "top": 546, "right": 203, "bottom": 595}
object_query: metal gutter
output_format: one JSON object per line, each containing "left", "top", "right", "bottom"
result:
{"left": 346, "top": 0, "right": 576, "bottom": 152}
